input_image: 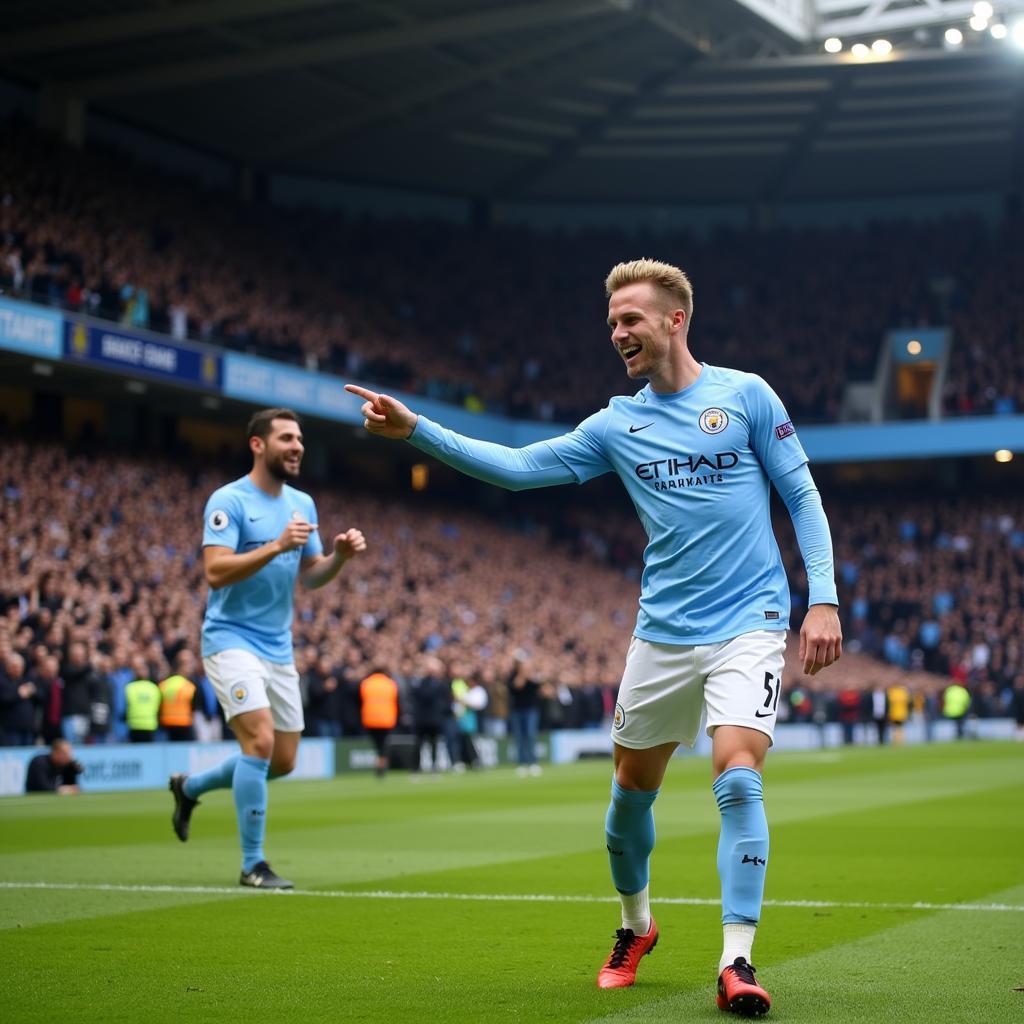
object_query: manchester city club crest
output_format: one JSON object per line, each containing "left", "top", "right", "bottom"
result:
{"left": 232, "top": 685, "right": 248, "bottom": 703}
{"left": 613, "top": 703, "right": 626, "bottom": 730}
{"left": 699, "top": 407, "right": 729, "bottom": 434}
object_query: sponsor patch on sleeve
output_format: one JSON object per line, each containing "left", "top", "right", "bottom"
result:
{"left": 774, "top": 421, "right": 796, "bottom": 440}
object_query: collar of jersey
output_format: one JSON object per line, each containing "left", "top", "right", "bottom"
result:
{"left": 643, "top": 362, "right": 708, "bottom": 403}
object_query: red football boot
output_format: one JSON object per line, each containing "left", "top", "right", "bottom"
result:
{"left": 596, "top": 917, "right": 659, "bottom": 989}
{"left": 716, "top": 956, "right": 771, "bottom": 1016}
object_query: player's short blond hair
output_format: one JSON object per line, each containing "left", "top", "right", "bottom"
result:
{"left": 605, "top": 258, "right": 693, "bottom": 319}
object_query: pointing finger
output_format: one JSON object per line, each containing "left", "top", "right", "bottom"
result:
{"left": 345, "top": 383, "right": 377, "bottom": 402}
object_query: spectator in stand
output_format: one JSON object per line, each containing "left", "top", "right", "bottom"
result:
{"left": 870, "top": 684, "right": 888, "bottom": 745}
{"left": 36, "top": 655, "right": 64, "bottom": 743}
{"left": 507, "top": 651, "right": 543, "bottom": 777}
{"left": 451, "top": 670, "right": 488, "bottom": 772}
{"left": 305, "top": 653, "right": 343, "bottom": 739}
{"left": 835, "top": 684, "right": 865, "bottom": 745}
{"left": 60, "top": 641, "right": 101, "bottom": 743}
{"left": 25, "top": 739, "right": 83, "bottom": 794}
{"left": 0, "top": 652, "right": 43, "bottom": 746}
{"left": 408, "top": 654, "right": 450, "bottom": 772}
{"left": 89, "top": 654, "right": 115, "bottom": 744}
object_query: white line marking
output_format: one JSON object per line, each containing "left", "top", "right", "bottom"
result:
{"left": 0, "top": 881, "right": 1021, "bottom": 913}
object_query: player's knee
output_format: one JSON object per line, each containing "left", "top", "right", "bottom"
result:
{"left": 246, "top": 731, "right": 274, "bottom": 760}
{"left": 272, "top": 753, "right": 296, "bottom": 778}
{"left": 713, "top": 765, "right": 763, "bottom": 806}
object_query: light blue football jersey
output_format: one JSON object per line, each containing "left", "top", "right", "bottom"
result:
{"left": 544, "top": 365, "right": 810, "bottom": 644}
{"left": 201, "top": 476, "right": 323, "bottom": 663}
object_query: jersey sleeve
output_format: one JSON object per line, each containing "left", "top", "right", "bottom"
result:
{"left": 740, "top": 374, "right": 809, "bottom": 481}
{"left": 202, "top": 488, "right": 242, "bottom": 550}
{"left": 408, "top": 416, "right": 595, "bottom": 491}
{"left": 303, "top": 496, "right": 324, "bottom": 559}
{"left": 541, "top": 408, "right": 613, "bottom": 484}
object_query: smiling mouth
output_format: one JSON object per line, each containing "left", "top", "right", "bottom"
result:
{"left": 620, "top": 345, "right": 642, "bottom": 360}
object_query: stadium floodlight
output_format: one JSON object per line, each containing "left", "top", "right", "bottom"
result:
{"left": 944, "top": 27, "right": 964, "bottom": 46}
{"left": 871, "top": 38, "right": 893, "bottom": 56}
{"left": 824, "top": 36, "right": 843, "bottom": 53}
{"left": 970, "top": 14, "right": 989, "bottom": 31}
{"left": 994, "top": 449, "right": 1014, "bottom": 463}
{"left": 973, "top": 2, "right": 994, "bottom": 19}
{"left": 906, "top": 340, "right": 922, "bottom": 356}
{"left": 991, "top": 22, "right": 1008, "bottom": 38}
{"left": 851, "top": 42, "right": 871, "bottom": 59}
{"left": 1012, "top": 19, "right": 1024, "bottom": 47}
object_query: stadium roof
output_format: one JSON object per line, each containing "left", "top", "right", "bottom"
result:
{"left": 2, "top": 0, "right": 1023, "bottom": 204}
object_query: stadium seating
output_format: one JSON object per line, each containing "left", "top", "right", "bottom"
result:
{"left": 2, "top": 118, "right": 1022, "bottom": 425}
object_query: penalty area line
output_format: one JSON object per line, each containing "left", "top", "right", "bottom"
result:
{"left": 0, "top": 882, "right": 1022, "bottom": 914}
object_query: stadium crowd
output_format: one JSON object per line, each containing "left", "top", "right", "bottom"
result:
{"left": 2, "top": 118, "right": 1023, "bottom": 424}
{"left": 1, "top": 440, "right": 1022, "bottom": 752}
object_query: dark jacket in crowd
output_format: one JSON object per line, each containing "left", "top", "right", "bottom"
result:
{"left": 0, "top": 671, "right": 46, "bottom": 737}
{"left": 60, "top": 662, "right": 102, "bottom": 718}
{"left": 306, "top": 667, "right": 344, "bottom": 726}
{"left": 409, "top": 674, "right": 450, "bottom": 732}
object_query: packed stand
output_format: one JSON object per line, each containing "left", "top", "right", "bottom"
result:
{"left": 3, "top": 440, "right": 1022, "bottom": 754}
{"left": 2, "top": 119, "right": 1022, "bottom": 424}
{"left": 0, "top": 440, "right": 632, "bottom": 749}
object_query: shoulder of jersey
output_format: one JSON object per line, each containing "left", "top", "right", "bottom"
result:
{"left": 207, "top": 477, "right": 246, "bottom": 505}
{"left": 282, "top": 482, "right": 314, "bottom": 504}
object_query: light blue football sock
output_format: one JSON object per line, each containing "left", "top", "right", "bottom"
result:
{"left": 233, "top": 755, "right": 270, "bottom": 872}
{"left": 713, "top": 766, "right": 769, "bottom": 925}
{"left": 183, "top": 755, "right": 239, "bottom": 799}
{"left": 605, "top": 779, "right": 658, "bottom": 895}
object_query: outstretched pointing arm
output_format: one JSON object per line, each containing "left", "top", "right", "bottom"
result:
{"left": 344, "top": 383, "right": 578, "bottom": 492}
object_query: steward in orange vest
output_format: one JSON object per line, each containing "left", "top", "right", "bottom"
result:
{"left": 360, "top": 671, "right": 399, "bottom": 777}
{"left": 159, "top": 671, "right": 198, "bottom": 742}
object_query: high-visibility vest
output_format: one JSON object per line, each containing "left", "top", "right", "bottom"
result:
{"left": 943, "top": 684, "right": 970, "bottom": 719}
{"left": 886, "top": 685, "right": 910, "bottom": 724}
{"left": 360, "top": 673, "right": 398, "bottom": 729}
{"left": 125, "top": 679, "right": 161, "bottom": 731}
{"left": 159, "top": 675, "right": 196, "bottom": 727}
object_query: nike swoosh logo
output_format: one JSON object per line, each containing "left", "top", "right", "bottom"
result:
{"left": 754, "top": 710, "right": 773, "bottom": 718}
{"left": 249, "top": 515, "right": 264, "bottom": 521}
{"left": 628, "top": 423, "right": 654, "bottom": 433}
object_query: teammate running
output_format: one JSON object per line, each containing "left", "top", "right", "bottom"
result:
{"left": 345, "top": 259, "right": 841, "bottom": 1015}
{"left": 169, "top": 408, "right": 366, "bottom": 889}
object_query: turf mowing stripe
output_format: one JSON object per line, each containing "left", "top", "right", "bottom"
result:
{"left": 2, "top": 881, "right": 1022, "bottom": 913}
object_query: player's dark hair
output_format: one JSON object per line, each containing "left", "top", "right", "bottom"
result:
{"left": 246, "top": 408, "right": 301, "bottom": 441}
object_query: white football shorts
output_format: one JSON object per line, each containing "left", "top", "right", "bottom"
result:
{"left": 203, "top": 649, "right": 305, "bottom": 733}
{"left": 611, "top": 630, "right": 787, "bottom": 750}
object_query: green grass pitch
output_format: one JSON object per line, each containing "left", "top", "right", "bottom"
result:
{"left": 1, "top": 741, "right": 1022, "bottom": 1023}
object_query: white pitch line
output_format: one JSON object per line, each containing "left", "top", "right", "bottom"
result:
{"left": 0, "top": 881, "right": 1022, "bottom": 914}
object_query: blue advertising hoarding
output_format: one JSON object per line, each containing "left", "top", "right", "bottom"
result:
{"left": 0, "top": 739, "right": 334, "bottom": 797}
{"left": 221, "top": 352, "right": 565, "bottom": 446}
{"left": 0, "top": 296, "right": 63, "bottom": 359}
{"left": 64, "top": 320, "right": 221, "bottom": 389}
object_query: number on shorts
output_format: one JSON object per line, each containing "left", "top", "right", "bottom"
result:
{"left": 762, "top": 671, "right": 781, "bottom": 712}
